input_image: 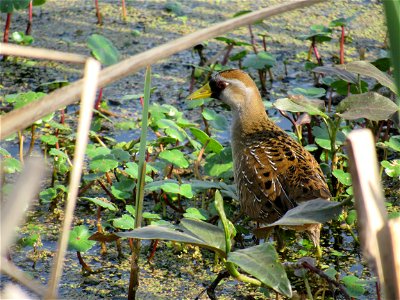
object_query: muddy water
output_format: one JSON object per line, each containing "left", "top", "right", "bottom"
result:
{"left": 1, "top": 0, "right": 387, "bottom": 299}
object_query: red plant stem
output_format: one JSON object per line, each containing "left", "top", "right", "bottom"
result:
{"left": 262, "top": 36, "right": 267, "bottom": 51}
{"left": 162, "top": 193, "right": 184, "bottom": 213}
{"left": 121, "top": 0, "right": 127, "bottom": 20}
{"left": 97, "top": 179, "right": 115, "bottom": 199}
{"left": 95, "top": 0, "right": 102, "bottom": 25}
{"left": 139, "top": 96, "right": 144, "bottom": 107}
{"left": 311, "top": 37, "right": 323, "bottom": 66}
{"left": 76, "top": 251, "right": 93, "bottom": 273}
{"left": 94, "top": 88, "right": 103, "bottom": 110}
{"left": 248, "top": 25, "right": 258, "bottom": 54}
{"left": 3, "top": 13, "right": 12, "bottom": 43}
{"left": 340, "top": 25, "right": 345, "bottom": 64}
{"left": 147, "top": 240, "right": 159, "bottom": 262}
{"left": 26, "top": 1, "right": 33, "bottom": 35}
{"left": 221, "top": 44, "right": 233, "bottom": 65}
{"left": 105, "top": 172, "right": 112, "bottom": 185}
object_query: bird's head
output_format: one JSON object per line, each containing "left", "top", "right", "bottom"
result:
{"left": 187, "top": 69, "right": 262, "bottom": 113}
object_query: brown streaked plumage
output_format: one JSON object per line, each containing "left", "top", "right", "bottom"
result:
{"left": 188, "top": 69, "right": 331, "bottom": 249}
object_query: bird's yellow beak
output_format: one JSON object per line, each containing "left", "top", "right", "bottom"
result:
{"left": 187, "top": 82, "right": 212, "bottom": 100}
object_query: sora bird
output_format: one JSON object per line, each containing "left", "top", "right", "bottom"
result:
{"left": 188, "top": 69, "right": 331, "bottom": 253}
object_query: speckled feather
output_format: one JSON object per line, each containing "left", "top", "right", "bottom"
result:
{"left": 208, "top": 69, "right": 331, "bottom": 226}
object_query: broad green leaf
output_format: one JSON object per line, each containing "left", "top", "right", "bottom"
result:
{"left": 180, "top": 218, "right": 225, "bottom": 252}
{"left": 384, "top": 136, "right": 400, "bottom": 152}
{"left": 126, "top": 204, "right": 136, "bottom": 216}
{"left": 183, "top": 207, "right": 210, "bottom": 221}
{"left": 381, "top": 160, "right": 400, "bottom": 177}
{"left": 113, "top": 214, "right": 135, "bottom": 230}
{"left": 39, "top": 187, "right": 57, "bottom": 203}
{"left": 142, "top": 212, "right": 161, "bottom": 220}
{"left": 86, "top": 145, "right": 111, "bottom": 158}
{"left": 274, "top": 96, "right": 327, "bottom": 118}
{"left": 298, "top": 24, "right": 332, "bottom": 42}
{"left": 159, "top": 149, "right": 189, "bottom": 168}
{"left": 111, "top": 176, "right": 135, "bottom": 200}
{"left": 336, "top": 92, "right": 399, "bottom": 121}
{"left": 290, "top": 87, "right": 326, "bottom": 99}
{"left": 81, "top": 197, "right": 117, "bottom": 211}
{"left": 337, "top": 61, "right": 397, "bottom": 95}
{"left": 68, "top": 225, "right": 95, "bottom": 252}
{"left": 40, "top": 135, "right": 58, "bottom": 145}
{"left": 313, "top": 66, "right": 358, "bottom": 84}
{"left": 89, "top": 154, "right": 118, "bottom": 173}
{"left": 267, "top": 199, "right": 343, "bottom": 226}
{"left": 228, "top": 243, "right": 292, "bottom": 297}
{"left": 111, "top": 148, "right": 131, "bottom": 162}
{"left": 2, "top": 157, "right": 22, "bottom": 173}
{"left": 330, "top": 79, "right": 369, "bottom": 95}
{"left": 332, "top": 169, "right": 352, "bottom": 186}
{"left": 0, "top": 0, "right": 30, "bottom": 13}
{"left": 342, "top": 275, "right": 366, "bottom": 297}
{"left": 145, "top": 180, "right": 193, "bottom": 198}
{"left": 87, "top": 34, "right": 120, "bottom": 66}
{"left": 243, "top": 51, "right": 276, "bottom": 70}
{"left": 205, "top": 147, "right": 233, "bottom": 179}
{"left": 117, "top": 222, "right": 226, "bottom": 256}
{"left": 125, "top": 162, "right": 153, "bottom": 182}
{"left": 190, "top": 127, "right": 223, "bottom": 154}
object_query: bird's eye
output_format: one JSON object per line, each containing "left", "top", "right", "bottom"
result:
{"left": 216, "top": 80, "right": 229, "bottom": 90}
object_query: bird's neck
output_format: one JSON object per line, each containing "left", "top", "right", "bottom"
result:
{"left": 231, "top": 99, "right": 273, "bottom": 136}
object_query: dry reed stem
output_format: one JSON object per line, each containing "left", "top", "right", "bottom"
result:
{"left": 0, "top": 43, "right": 87, "bottom": 63}
{"left": 0, "top": 0, "right": 323, "bottom": 139}
{"left": 347, "top": 129, "right": 400, "bottom": 299}
{"left": 45, "top": 58, "right": 101, "bottom": 299}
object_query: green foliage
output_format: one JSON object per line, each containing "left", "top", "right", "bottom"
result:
{"left": 243, "top": 51, "right": 276, "bottom": 70}
{"left": 11, "top": 32, "right": 34, "bottom": 45}
{"left": 0, "top": 0, "right": 30, "bottom": 13}
{"left": 68, "top": 225, "right": 96, "bottom": 253}
{"left": 87, "top": 34, "right": 120, "bottom": 66}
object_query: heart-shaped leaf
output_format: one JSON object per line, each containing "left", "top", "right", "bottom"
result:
{"left": 68, "top": 225, "right": 96, "bottom": 253}
{"left": 228, "top": 243, "right": 292, "bottom": 297}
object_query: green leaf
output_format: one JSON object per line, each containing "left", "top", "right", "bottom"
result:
{"left": 2, "top": 157, "right": 22, "bottom": 173}
{"left": 332, "top": 169, "right": 352, "bottom": 186}
{"left": 183, "top": 207, "right": 210, "bottom": 221}
{"left": 126, "top": 204, "right": 136, "bottom": 216}
{"left": 125, "top": 162, "right": 153, "bottom": 182}
{"left": 111, "top": 176, "right": 135, "bottom": 200}
{"left": 228, "top": 243, "right": 292, "bottom": 298}
{"left": 190, "top": 127, "right": 223, "bottom": 154}
{"left": 381, "top": 159, "right": 400, "bottom": 177}
{"left": 117, "top": 219, "right": 226, "bottom": 256}
{"left": 384, "top": 136, "right": 400, "bottom": 152}
{"left": 0, "top": 0, "right": 30, "bottom": 13}
{"left": 145, "top": 180, "right": 193, "bottom": 198}
{"left": 205, "top": 147, "right": 233, "bottom": 179}
{"left": 68, "top": 225, "right": 95, "bottom": 252}
{"left": 342, "top": 275, "right": 366, "bottom": 297}
{"left": 89, "top": 154, "right": 118, "bottom": 173}
{"left": 159, "top": 149, "right": 189, "bottom": 168}
{"left": 32, "top": 0, "right": 46, "bottom": 6}
{"left": 290, "top": 87, "right": 326, "bottom": 99}
{"left": 336, "top": 92, "right": 399, "bottom": 121}
{"left": 274, "top": 96, "right": 327, "bottom": 118}
{"left": 243, "top": 51, "right": 276, "bottom": 70}
{"left": 113, "top": 214, "right": 135, "bottom": 230}
{"left": 142, "top": 212, "right": 161, "bottom": 220}
{"left": 39, "top": 187, "right": 57, "bottom": 203}
{"left": 337, "top": 61, "right": 397, "bottom": 95}
{"left": 298, "top": 24, "right": 332, "bottom": 42}
{"left": 313, "top": 66, "right": 358, "bottom": 84}
{"left": 111, "top": 148, "right": 131, "bottom": 162}
{"left": 86, "top": 145, "right": 111, "bottom": 158}
{"left": 40, "top": 135, "right": 58, "bottom": 145}
{"left": 87, "top": 34, "right": 120, "bottom": 66}
{"left": 267, "top": 199, "right": 343, "bottom": 227}
{"left": 81, "top": 197, "right": 117, "bottom": 211}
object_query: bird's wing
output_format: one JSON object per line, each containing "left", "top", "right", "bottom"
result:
{"left": 236, "top": 130, "right": 330, "bottom": 219}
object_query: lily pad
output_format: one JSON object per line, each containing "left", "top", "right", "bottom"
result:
{"left": 68, "top": 225, "right": 96, "bottom": 253}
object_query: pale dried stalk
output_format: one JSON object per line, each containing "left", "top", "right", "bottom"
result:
{"left": 0, "top": 43, "right": 87, "bottom": 63}
{"left": 347, "top": 129, "right": 400, "bottom": 299}
{"left": 0, "top": 0, "right": 323, "bottom": 139}
{"left": 45, "top": 58, "right": 101, "bottom": 299}
{"left": 1, "top": 257, "right": 47, "bottom": 297}
{"left": 0, "top": 158, "right": 45, "bottom": 256}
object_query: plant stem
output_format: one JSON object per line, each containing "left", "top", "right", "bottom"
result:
{"left": 128, "top": 66, "right": 151, "bottom": 300}
{"left": 340, "top": 25, "right": 345, "bottom": 64}
{"left": 311, "top": 37, "right": 323, "bottom": 65}
{"left": 95, "top": 0, "right": 102, "bottom": 25}
{"left": 121, "top": 0, "right": 127, "bottom": 21}
{"left": 18, "top": 131, "right": 24, "bottom": 164}
{"left": 26, "top": 1, "right": 33, "bottom": 35}
{"left": 304, "top": 276, "right": 314, "bottom": 300}
{"left": 27, "top": 125, "right": 36, "bottom": 156}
